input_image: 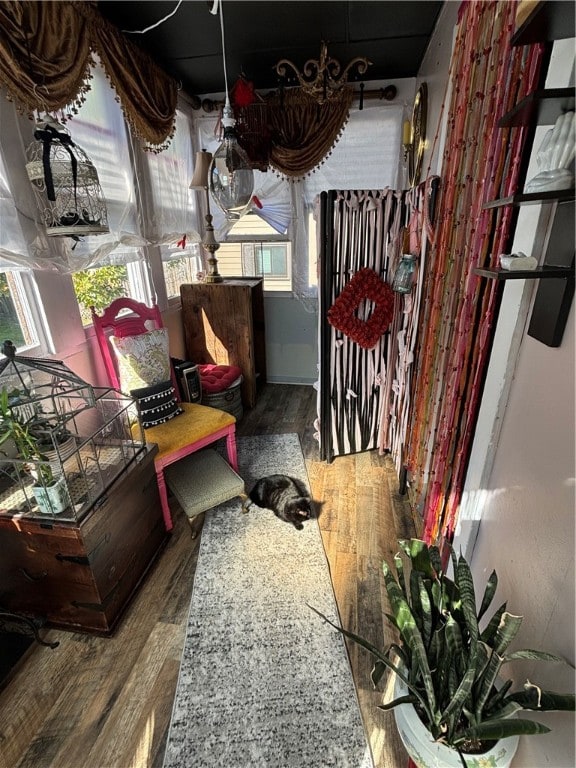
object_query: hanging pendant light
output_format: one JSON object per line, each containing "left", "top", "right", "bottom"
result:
{"left": 25, "top": 115, "right": 109, "bottom": 238}
{"left": 208, "top": 1, "right": 254, "bottom": 221}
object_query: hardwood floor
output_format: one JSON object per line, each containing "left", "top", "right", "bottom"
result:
{"left": 0, "top": 384, "right": 419, "bottom": 768}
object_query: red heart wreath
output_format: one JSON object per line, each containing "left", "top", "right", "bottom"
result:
{"left": 327, "top": 267, "right": 394, "bottom": 349}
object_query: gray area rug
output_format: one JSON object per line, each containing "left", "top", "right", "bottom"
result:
{"left": 163, "top": 433, "right": 374, "bottom": 768}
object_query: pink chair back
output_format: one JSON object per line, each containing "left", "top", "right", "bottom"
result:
{"left": 91, "top": 298, "right": 179, "bottom": 395}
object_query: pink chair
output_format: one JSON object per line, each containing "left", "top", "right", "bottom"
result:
{"left": 91, "top": 297, "right": 238, "bottom": 532}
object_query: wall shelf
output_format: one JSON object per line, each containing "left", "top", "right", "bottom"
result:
{"left": 498, "top": 88, "right": 575, "bottom": 127}
{"left": 492, "top": 1, "right": 575, "bottom": 347}
{"left": 474, "top": 265, "right": 574, "bottom": 281}
{"left": 512, "top": 0, "right": 575, "bottom": 46}
{"left": 483, "top": 189, "right": 575, "bottom": 209}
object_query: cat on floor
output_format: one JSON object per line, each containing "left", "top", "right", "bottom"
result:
{"left": 244, "top": 474, "right": 313, "bottom": 530}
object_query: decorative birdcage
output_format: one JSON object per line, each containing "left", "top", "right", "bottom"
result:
{"left": 25, "top": 115, "right": 109, "bottom": 237}
{"left": 0, "top": 341, "right": 146, "bottom": 521}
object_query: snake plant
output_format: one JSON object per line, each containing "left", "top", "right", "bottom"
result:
{"left": 313, "top": 538, "right": 575, "bottom": 757}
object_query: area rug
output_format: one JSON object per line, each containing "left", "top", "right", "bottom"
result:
{"left": 163, "top": 433, "right": 374, "bottom": 768}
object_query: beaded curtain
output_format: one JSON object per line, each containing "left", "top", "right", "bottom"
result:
{"left": 404, "top": 0, "right": 544, "bottom": 548}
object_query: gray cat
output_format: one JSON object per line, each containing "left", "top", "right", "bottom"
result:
{"left": 244, "top": 474, "right": 313, "bottom": 530}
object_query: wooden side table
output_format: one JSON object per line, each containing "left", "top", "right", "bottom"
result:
{"left": 180, "top": 279, "right": 267, "bottom": 409}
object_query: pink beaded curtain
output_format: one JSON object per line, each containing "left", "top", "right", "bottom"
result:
{"left": 404, "top": 0, "right": 544, "bottom": 550}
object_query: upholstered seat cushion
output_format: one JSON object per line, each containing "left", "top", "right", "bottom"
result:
{"left": 132, "top": 402, "right": 236, "bottom": 462}
{"left": 198, "top": 364, "right": 243, "bottom": 394}
{"left": 165, "top": 449, "right": 245, "bottom": 520}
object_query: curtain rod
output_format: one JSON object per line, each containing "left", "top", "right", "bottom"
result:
{"left": 194, "top": 85, "right": 398, "bottom": 113}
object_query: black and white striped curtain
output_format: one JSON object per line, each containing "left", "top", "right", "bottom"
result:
{"left": 318, "top": 189, "right": 403, "bottom": 462}
{"left": 317, "top": 182, "right": 439, "bottom": 466}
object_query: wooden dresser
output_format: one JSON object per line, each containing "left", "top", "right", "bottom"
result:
{"left": 0, "top": 446, "right": 167, "bottom": 635}
{"left": 180, "top": 279, "right": 266, "bottom": 409}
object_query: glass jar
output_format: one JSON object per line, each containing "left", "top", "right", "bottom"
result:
{"left": 392, "top": 254, "right": 417, "bottom": 293}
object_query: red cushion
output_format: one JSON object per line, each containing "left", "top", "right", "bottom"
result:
{"left": 198, "top": 364, "right": 242, "bottom": 394}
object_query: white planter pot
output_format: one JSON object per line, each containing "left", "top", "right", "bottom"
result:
{"left": 39, "top": 435, "right": 77, "bottom": 475}
{"left": 393, "top": 675, "right": 519, "bottom": 768}
{"left": 33, "top": 475, "right": 70, "bottom": 515}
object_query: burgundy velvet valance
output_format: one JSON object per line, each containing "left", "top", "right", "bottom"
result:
{"left": 0, "top": 0, "right": 178, "bottom": 149}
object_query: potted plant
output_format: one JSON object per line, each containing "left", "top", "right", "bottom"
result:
{"left": 0, "top": 387, "right": 71, "bottom": 514}
{"left": 312, "top": 538, "right": 575, "bottom": 768}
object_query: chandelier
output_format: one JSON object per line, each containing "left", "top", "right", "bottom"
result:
{"left": 275, "top": 42, "right": 372, "bottom": 106}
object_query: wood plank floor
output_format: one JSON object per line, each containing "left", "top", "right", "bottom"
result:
{"left": 0, "top": 384, "right": 420, "bottom": 768}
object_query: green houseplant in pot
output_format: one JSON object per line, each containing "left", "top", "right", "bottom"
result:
{"left": 313, "top": 538, "right": 575, "bottom": 768}
{"left": 0, "top": 387, "right": 71, "bottom": 514}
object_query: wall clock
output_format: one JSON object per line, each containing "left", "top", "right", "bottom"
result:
{"left": 408, "top": 83, "right": 428, "bottom": 188}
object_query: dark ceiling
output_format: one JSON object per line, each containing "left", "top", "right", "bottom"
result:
{"left": 97, "top": 1, "right": 444, "bottom": 98}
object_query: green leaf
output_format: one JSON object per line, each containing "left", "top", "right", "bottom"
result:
{"left": 492, "top": 612, "right": 523, "bottom": 656}
{"left": 382, "top": 561, "right": 438, "bottom": 720}
{"left": 409, "top": 538, "right": 438, "bottom": 578}
{"left": 429, "top": 544, "right": 442, "bottom": 575}
{"left": 504, "top": 649, "right": 570, "bottom": 664}
{"left": 482, "top": 701, "right": 523, "bottom": 721}
{"left": 508, "top": 687, "right": 576, "bottom": 711}
{"left": 474, "top": 646, "right": 504, "bottom": 719}
{"left": 394, "top": 553, "right": 407, "bottom": 601}
{"left": 485, "top": 678, "right": 513, "bottom": 713}
{"left": 445, "top": 614, "right": 463, "bottom": 659}
{"left": 477, "top": 569, "right": 498, "bottom": 622}
{"left": 455, "top": 554, "right": 479, "bottom": 644}
{"left": 441, "top": 657, "right": 477, "bottom": 723}
{"left": 480, "top": 601, "right": 507, "bottom": 645}
{"left": 410, "top": 568, "right": 423, "bottom": 632}
{"left": 454, "top": 717, "right": 551, "bottom": 744}
{"left": 418, "top": 575, "right": 433, "bottom": 647}
{"left": 378, "top": 694, "right": 417, "bottom": 711}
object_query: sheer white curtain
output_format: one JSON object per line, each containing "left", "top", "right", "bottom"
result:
{"left": 0, "top": 61, "right": 200, "bottom": 275}
{"left": 145, "top": 105, "right": 201, "bottom": 261}
{"left": 296, "top": 103, "right": 403, "bottom": 301}
{"left": 302, "top": 104, "right": 402, "bottom": 199}
{"left": 0, "top": 62, "right": 146, "bottom": 273}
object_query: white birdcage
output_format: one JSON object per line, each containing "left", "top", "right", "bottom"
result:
{"left": 25, "top": 116, "right": 109, "bottom": 237}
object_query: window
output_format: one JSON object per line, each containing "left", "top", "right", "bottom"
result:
{"left": 0, "top": 125, "right": 41, "bottom": 352}
{"left": 66, "top": 63, "right": 152, "bottom": 323}
{"left": 0, "top": 271, "right": 39, "bottom": 349}
{"left": 145, "top": 106, "right": 200, "bottom": 299}
{"left": 216, "top": 213, "right": 292, "bottom": 291}
{"left": 196, "top": 102, "right": 402, "bottom": 300}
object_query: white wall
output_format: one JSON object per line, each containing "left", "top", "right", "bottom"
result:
{"left": 417, "top": 0, "right": 459, "bottom": 178}
{"left": 467, "top": 297, "right": 575, "bottom": 767}
{"left": 264, "top": 295, "right": 318, "bottom": 384}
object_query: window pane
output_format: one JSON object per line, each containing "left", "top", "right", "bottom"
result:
{"left": 218, "top": 211, "right": 292, "bottom": 291}
{"left": 163, "top": 254, "right": 201, "bottom": 299}
{"left": 72, "top": 265, "right": 131, "bottom": 326}
{"left": 0, "top": 272, "right": 38, "bottom": 348}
